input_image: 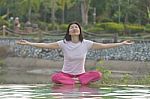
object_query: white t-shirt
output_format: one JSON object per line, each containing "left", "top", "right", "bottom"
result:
{"left": 57, "top": 39, "right": 93, "bottom": 75}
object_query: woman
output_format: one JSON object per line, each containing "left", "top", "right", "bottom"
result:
{"left": 17, "top": 22, "right": 133, "bottom": 85}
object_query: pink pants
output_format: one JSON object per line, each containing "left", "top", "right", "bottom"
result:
{"left": 51, "top": 71, "right": 102, "bottom": 85}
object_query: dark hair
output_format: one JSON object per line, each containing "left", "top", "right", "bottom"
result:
{"left": 64, "top": 22, "right": 83, "bottom": 42}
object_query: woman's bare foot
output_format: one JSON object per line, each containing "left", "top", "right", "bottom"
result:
{"left": 72, "top": 78, "right": 80, "bottom": 84}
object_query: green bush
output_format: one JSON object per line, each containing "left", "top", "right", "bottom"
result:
{"left": 86, "top": 23, "right": 144, "bottom": 34}
{"left": 47, "top": 24, "right": 53, "bottom": 30}
{"left": 47, "top": 23, "right": 59, "bottom": 31}
{"left": 59, "top": 24, "right": 68, "bottom": 31}
{"left": 0, "top": 19, "right": 9, "bottom": 27}
{"left": 144, "top": 24, "right": 150, "bottom": 33}
{"left": 95, "top": 23, "right": 102, "bottom": 27}
{"left": 97, "top": 17, "right": 113, "bottom": 23}
{"left": 37, "top": 21, "right": 47, "bottom": 30}
{"left": 96, "top": 60, "right": 112, "bottom": 84}
{"left": 86, "top": 27, "right": 104, "bottom": 33}
{"left": 126, "top": 24, "right": 144, "bottom": 33}
{"left": 37, "top": 22, "right": 59, "bottom": 31}
{"left": 0, "top": 59, "right": 4, "bottom": 66}
{"left": 100, "top": 22, "right": 124, "bottom": 33}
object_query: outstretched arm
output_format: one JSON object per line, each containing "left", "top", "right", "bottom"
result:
{"left": 92, "top": 40, "right": 134, "bottom": 50}
{"left": 16, "top": 40, "right": 60, "bottom": 49}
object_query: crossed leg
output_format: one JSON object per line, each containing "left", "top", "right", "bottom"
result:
{"left": 78, "top": 71, "right": 102, "bottom": 85}
{"left": 51, "top": 72, "right": 75, "bottom": 85}
{"left": 51, "top": 71, "right": 102, "bottom": 85}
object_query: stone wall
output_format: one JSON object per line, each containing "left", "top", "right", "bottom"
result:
{"left": 0, "top": 38, "right": 150, "bottom": 61}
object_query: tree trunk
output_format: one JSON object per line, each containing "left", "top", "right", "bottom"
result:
{"left": 138, "top": 12, "right": 141, "bottom": 25}
{"left": 124, "top": 13, "right": 129, "bottom": 35}
{"left": 81, "top": 0, "right": 89, "bottom": 26}
{"left": 28, "top": 0, "right": 31, "bottom": 22}
{"left": 51, "top": 0, "right": 56, "bottom": 25}
{"left": 62, "top": 9, "right": 65, "bottom": 24}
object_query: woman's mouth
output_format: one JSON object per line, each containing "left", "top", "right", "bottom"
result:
{"left": 73, "top": 29, "right": 78, "bottom": 33}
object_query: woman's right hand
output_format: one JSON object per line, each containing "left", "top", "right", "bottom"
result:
{"left": 16, "top": 40, "right": 31, "bottom": 45}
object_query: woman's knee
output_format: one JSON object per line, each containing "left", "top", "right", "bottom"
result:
{"left": 90, "top": 71, "right": 102, "bottom": 79}
{"left": 51, "top": 72, "right": 62, "bottom": 81}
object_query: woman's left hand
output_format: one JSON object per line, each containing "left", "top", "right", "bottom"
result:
{"left": 121, "top": 40, "right": 134, "bottom": 45}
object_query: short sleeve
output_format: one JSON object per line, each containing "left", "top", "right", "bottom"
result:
{"left": 84, "top": 39, "right": 94, "bottom": 49}
{"left": 57, "top": 40, "right": 64, "bottom": 48}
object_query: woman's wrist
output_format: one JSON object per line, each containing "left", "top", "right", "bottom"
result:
{"left": 120, "top": 42, "right": 124, "bottom": 45}
{"left": 118, "top": 42, "right": 124, "bottom": 46}
{"left": 27, "top": 42, "right": 32, "bottom": 46}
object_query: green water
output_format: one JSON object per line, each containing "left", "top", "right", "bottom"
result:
{"left": 0, "top": 84, "right": 150, "bottom": 99}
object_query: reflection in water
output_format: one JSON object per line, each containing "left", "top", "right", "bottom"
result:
{"left": 0, "top": 84, "right": 150, "bottom": 99}
{"left": 51, "top": 84, "right": 102, "bottom": 99}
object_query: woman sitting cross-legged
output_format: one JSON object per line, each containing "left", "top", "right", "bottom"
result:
{"left": 16, "top": 22, "right": 134, "bottom": 85}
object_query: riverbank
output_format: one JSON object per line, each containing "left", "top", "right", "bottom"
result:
{"left": 0, "top": 57, "right": 150, "bottom": 84}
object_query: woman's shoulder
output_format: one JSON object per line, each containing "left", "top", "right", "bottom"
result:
{"left": 57, "top": 39, "right": 70, "bottom": 45}
{"left": 83, "top": 39, "right": 93, "bottom": 43}
{"left": 57, "top": 39, "right": 65, "bottom": 43}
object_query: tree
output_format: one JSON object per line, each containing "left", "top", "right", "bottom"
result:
{"left": 19, "top": 0, "right": 41, "bottom": 22}
{"left": 0, "top": 0, "right": 18, "bottom": 18}
{"left": 51, "top": 0, "right": 57, "bottom": 25}
{"left": 80, "top": 0, "right": 91, "bottom": 25}
{"left": 57, "top": 0, "right": 75, "bottom": 23}
{"left": 136, "top": 0, "right": 150, "bottom": 24}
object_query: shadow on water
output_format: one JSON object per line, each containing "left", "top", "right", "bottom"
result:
{"left": 0, "top": 84, "right": 150, "bottom": 99}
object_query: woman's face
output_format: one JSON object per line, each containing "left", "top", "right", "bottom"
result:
{"left": 69, "top": 24, "right": 80, "bottom": 36}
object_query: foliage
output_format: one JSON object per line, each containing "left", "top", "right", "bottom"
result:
{"left": 138, "top": 75, "right": 150, "bottom": 85}
{"left": 47, "top": 23, "right": 59, "bottom": 31}
{"left": 93, "top": 60, "right": 150, "bottom": 86}
{"left": 0, "top": 0, "right": 149, "bottom": 25}
{"left": 125, "top": 24, "right": 144, "bottom": 33}
{"left": 84, "top": 22, "right": 145, "bottom": 35}
{"left": 144, "top": 24, "right": 150, "bottom": 33}
{"left": 59, "top": 24, "right": 68, "bottom": 31}
{"left": 0, "top": 0, "right": 150, "bottom": 36}
{"left": 57, "top": 0, "right": 75, "bottom": 10}
{"left": 96, "top": 60, "right": 112, "bottom": 84}
{"left": 0, "top": 17, "right": 9, "bottom": 27}
{"left": 36, "top": 21, "right": 47, "bottom": 30}
{"left": 100, "top": 22, "right": 124, "bottom": 33}
{"left": 86, "top": 27, "right": 104, "bottom": 33}
{"left": 120, "top": 74, "right": 132, "bottom": 84}
{"left": 0, "top": 59, "right": 4, "bottom": 67}
{"left": 97, "top": 17, "right": 113, "bottom": 23}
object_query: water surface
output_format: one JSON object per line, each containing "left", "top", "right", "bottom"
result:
{"left": 0, "top": 84, "right": 150, "bottom": 99}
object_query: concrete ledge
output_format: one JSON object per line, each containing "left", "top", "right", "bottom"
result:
{"left": 1, "top": 57, "right": 150, "bottom": 84}
{"left": 4, "top": 57, "right": 96, "bottom": 68}
{"left": 101, "top": 60, "right": 150, "bottom": 75}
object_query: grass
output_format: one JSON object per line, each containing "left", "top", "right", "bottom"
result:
{"left": 0, "top": 59, "right": 5, "bottom": 67}
{"left": 90, "top": 60, "right": 150, "bottom": 87}
{"left": 89, "top": 74, "right": 150, "bottom": 88}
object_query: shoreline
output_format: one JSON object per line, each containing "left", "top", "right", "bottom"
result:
{"left": 0, "top": 57, "right": 150, "bottom": 84}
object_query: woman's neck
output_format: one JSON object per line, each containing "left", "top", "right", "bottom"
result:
{"left": 71, "top": 36, "right": 80, "bottom": 43}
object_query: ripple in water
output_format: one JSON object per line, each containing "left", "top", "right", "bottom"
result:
{"left": 0, "top": 84, "right": 150, "bottom": 99}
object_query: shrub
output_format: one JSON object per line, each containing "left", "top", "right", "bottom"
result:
{"left": 125, "top": 24, "right": 144, "bottom": 33}
{"left": 97, "top": 17, "right": 113, "bottom": 23}
{"left": 100, "top": 22, "right": 124, "bottom": 33}
{"left": 47, "top": 23, "right": 59, "bottom": 31}
{"left": 0, "top": 59, "right": 4, "bottom": 67}
{"left": 59, "top": 24, "right": 68, "bottom": 31}
{"left": 86, "top": 27, "right": 104, "bottom": 33}
{"left": 0, "top": 19, "right": 9, "bottom": 27}
{"left": 37, "top": 21, "right": 47, "bottom": 30}
{"left": 144, "top": 24, "right": 150, "bottom": 33}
